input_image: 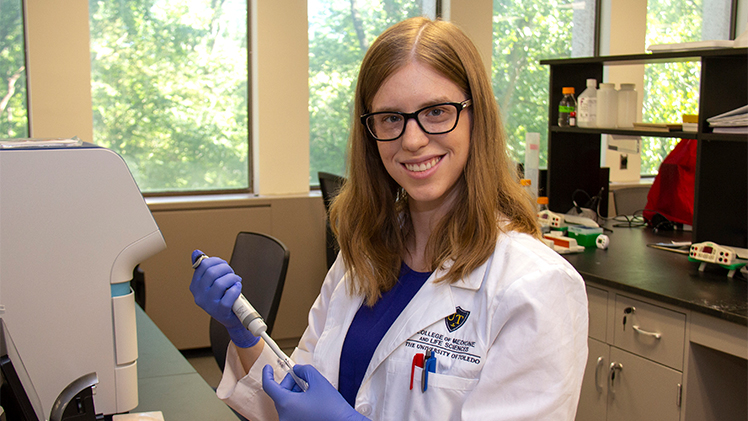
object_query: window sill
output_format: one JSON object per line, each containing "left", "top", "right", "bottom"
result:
{"left": 145, "top": 191, "right": 322, "bottom": 212}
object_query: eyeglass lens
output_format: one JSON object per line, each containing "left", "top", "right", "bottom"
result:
{"left": 366, "top": 103, "right": 460, "bottom": 141}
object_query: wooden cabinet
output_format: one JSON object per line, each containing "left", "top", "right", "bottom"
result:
{"left": 540, "top": 49, "right": 747, "bottom": 249}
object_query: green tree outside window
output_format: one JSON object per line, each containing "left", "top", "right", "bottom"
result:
{"left": 308, "top": 0, "right": 436, "bottom": 183}
{"left": 492, "top": 0, "right": 595, "bottom": 168}
{"left": 90, "top": 0, "right": 249, "bottom": 193}
{"left": 0, "top": 0, "right": 29, "bottom": 139}
{"left": 640, "top": 0, "right": 732, "bottom": 175}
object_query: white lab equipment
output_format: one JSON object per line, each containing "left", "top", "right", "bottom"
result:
{"left": 577, "top": 78, "right": 597, "bottom": 128}
{"left": 0, "top": 142, "right": 166, "bottom": 418}
{"left": 596, "top": 83, "right": 618, "bottom": 128}
{"left": 524, "top": 132, "right": 540, "bottom": 203}
{"left": 617, "top": 83, "right": 637, "bottom": 128}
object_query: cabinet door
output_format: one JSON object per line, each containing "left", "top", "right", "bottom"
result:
{"left": 607, "top": 347, "right": 682, "bottom": 421}
{"left": 576, "top": 338, "right": 609, "bottom": 421}
{"left": 587, "top": 285, "right": 608, "bottom": 342}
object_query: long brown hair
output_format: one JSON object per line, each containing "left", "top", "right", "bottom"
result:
{"left": 330, "top": 17, "right": 539, "bottom": 306}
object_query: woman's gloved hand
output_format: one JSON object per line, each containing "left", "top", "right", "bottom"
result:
{"left": 262, "top": 364, "right": 370, "bottom": 421}
{"left": 189, "top": 249, "right": 259, "bottom": 348}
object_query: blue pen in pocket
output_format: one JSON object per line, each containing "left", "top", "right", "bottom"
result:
{"left": 422, "top": 349, "right": 437, "bottom": 392}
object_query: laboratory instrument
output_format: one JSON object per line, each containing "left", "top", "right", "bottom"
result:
{"left": 193, "top": 254, "right": 308, "bottom": 392}
{"left": 542, "top": 233, "right": 585, "bottom": 254}
{"left": 689, "top": 241, "right": 747, "bottom": 277}
{"left": 596, "top": 234, "right": 610, "bottom": 250}
{"left": 0, "top": 142, "right": 166, "bottom": 417}
{"left": 537, "top": 209, "right": 563, "bottom": 228}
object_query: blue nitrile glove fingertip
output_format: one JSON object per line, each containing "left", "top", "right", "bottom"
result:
{"left": 191, "top": 249, "right": 204, "bottom": 264}
{"left": 292, "top": 364, "right": 316, "bottom": 382}
{"left": 262, "top": 365, "right": 281, "bottom": 397}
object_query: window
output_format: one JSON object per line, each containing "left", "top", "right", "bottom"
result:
{"left": 492, "top": 0, "right": 596, "bottom": 167}
{"left": 89, "top": 0, "right": 249, "bottom": 194}
{"left": 640, "top": 0, "right": 733, "bottom": 175}
{"left": 0, "top": 0, "right": 29, "bottom": 139}
{"left": 308, "top": 0, "right": 438, "bottom": 183}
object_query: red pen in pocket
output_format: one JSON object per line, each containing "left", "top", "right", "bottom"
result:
{"left": 410, "top": 352, "right": 425, "bottom": 390}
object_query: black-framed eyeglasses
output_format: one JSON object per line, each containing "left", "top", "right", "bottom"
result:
{"left": 360, "top": 99, "right": 472, "bottom": 142}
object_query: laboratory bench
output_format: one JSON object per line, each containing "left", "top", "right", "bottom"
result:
{"left": 565, "top": 225, "right": 747, "bottom": 421}
{"left": 564, "top": 226, "right": 746, "bottom": 325}
{"left": 134, "top": 305, "right": 240, "bottom": 420}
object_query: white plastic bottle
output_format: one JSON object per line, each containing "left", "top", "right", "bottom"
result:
{"left": 596, "top": 83, "right": 618, "bottom": 128}
{"left": 577, "top": 78, "right": 597, "bottom": 128}
{"left": 617, "top": 83, "right": 637, "bottom": 128}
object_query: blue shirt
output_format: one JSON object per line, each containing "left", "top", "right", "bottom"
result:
{"left": 338, "top": 264, "right": 432, "bottom": 406}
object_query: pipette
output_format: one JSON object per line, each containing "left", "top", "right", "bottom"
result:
{"left": 192, "top": 253, "right": 308, "bottom": 391}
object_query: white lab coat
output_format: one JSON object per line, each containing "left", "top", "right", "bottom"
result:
{"left": 217, "top": 230, "right": 589, "bottom": 420}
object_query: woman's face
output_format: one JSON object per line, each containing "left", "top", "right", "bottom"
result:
{"left": 372, "top": 61, "right": 471, "bottom": 213}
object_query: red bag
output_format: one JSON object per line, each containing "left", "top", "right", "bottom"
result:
{"left": 643, "top": 138, "right": 697, "bottom": 226}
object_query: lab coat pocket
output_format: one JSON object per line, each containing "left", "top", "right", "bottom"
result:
{"left": 382, "top": 358, "right": 478, "bottom": 420}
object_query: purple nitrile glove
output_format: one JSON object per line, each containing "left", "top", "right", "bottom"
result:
{"left": 262, "top": 364, "right": 371, "bottom": 421}
{"left": 190, "top": 249, "right": 259, "bottom": 348}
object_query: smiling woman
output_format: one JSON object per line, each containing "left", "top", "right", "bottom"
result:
{"left": 370, "top": 62, "right": 472, "bottom": 232}
{"left": 189, "top": 17, "right": 588, "bottom": 420}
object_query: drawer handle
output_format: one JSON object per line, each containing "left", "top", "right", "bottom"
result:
{"left": 632, "top": 324, "right": 662, "bottom": 339}
{"left": 609, "top": 362, "right": 623, "bottom": 395}
{"left": 594, "top": 357, "right": 605, "bottom": 393}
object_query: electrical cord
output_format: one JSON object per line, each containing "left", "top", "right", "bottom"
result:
{"left": 570, "top": 188, "right": 608, "bottom": 227}
{"left": 611, "top": 212, "right": 647, "bottom": 228}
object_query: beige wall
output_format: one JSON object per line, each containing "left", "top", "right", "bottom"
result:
{"left": 448, "top": 0, "right": 494, "bottom": 78}
{"left": 26, "top": 0, "right": 93, "bottom": 142}
{"left": 141, "top": 195, "right": 327, "bottom": 349}
{"left": 252, "top": 1, "right": 310, "bottom": 195}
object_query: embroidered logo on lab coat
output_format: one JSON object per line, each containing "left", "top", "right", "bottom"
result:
{"left": 445, "top": 306, "right": 470, "bottom": 332}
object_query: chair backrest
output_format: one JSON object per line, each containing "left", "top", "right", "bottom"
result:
{"left": 317, "top": 172, "right": 346, "bottom": 269}
{"left": 318, "top": 171, "right": 345, "bottom": 213}
{"left": 613, "top": 186, "right": 651, "bottom": 216}
{"left": 209, "top": 232, "right": 290, "bottom": 370}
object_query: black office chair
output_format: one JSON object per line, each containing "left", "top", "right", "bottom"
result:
{"left": 209, "top": 232, "right": 290, "bottom": 371}
{"left": 317, "top": 171, "right": 346, "bottom": 269}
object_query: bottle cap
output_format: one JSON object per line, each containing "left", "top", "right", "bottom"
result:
{"left": 620, "top": 83, "right": 635, "bottom": 90}
{"left": 599, "top": 83, "right": 615, "bottom": 89}
{"left": 520, "top": 179, "right": 532, "bottom": 187}
{"left": 586, "top": 79, "right": 597, "bottom": 87}
{"left": 562, "top": 87, "right": 575, "bottom": 94}
{"left": 537, "top": 196, "right": 549, "bottom": 205}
